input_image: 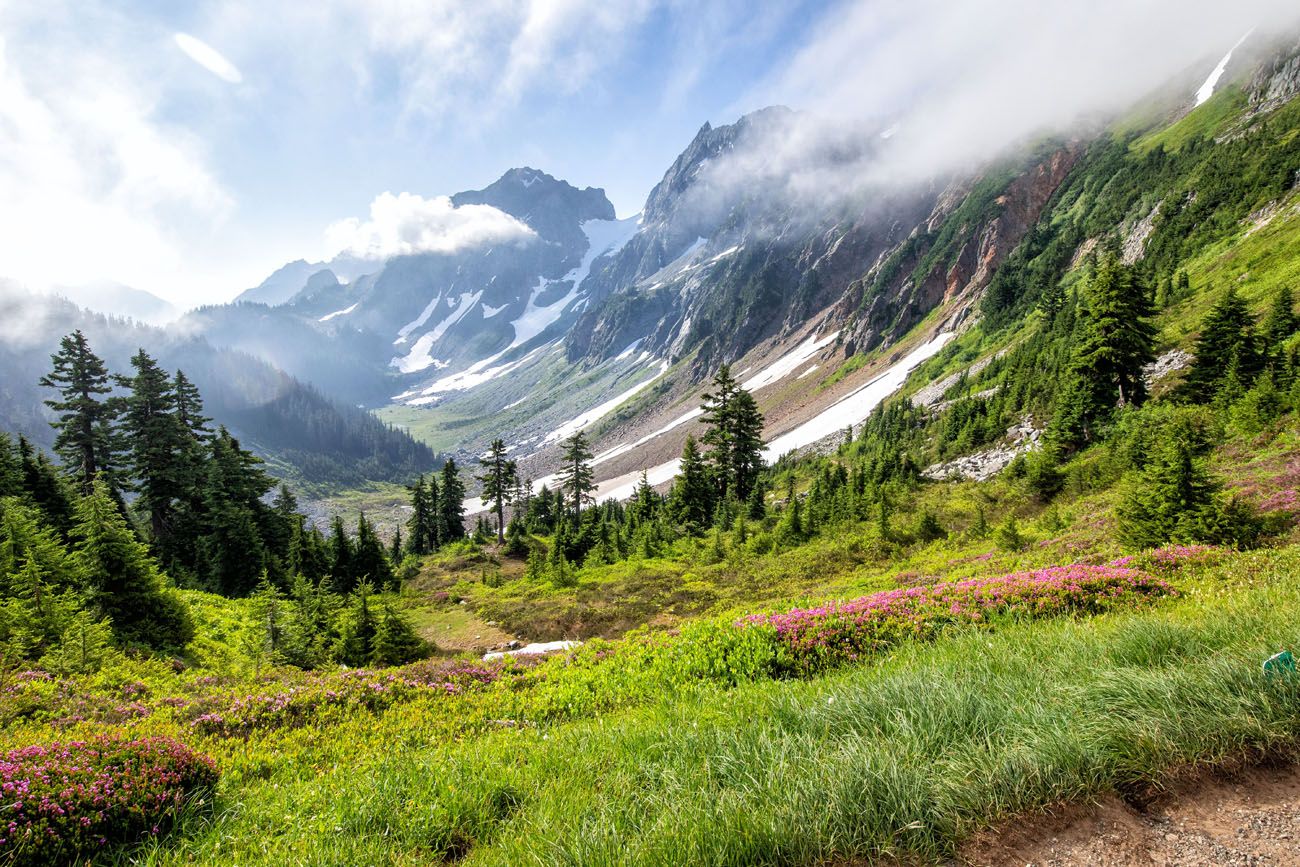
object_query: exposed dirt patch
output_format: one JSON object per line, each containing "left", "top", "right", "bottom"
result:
{"left": 960, "top": 760, "right": 1300, "bottom": 866}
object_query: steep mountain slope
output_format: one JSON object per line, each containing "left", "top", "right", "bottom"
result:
{"left": 412, "top": 32, "right": 1300, "bottom": 506}
{"left": 188, "top": 169, "right": 632, "bottom": 407}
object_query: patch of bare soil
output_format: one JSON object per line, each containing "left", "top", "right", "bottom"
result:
{"left": 961, "top": 760, "right": 1300, "bottom": 866}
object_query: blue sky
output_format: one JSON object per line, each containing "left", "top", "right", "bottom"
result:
{"left": 0, "top": 0, "right": 834, "bottom": 304}
{"left": 1, "top": 0, "right": 1291, "bottom": 307}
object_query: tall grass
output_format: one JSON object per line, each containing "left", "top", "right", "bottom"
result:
{"left": 122, "top": 549, "right": 1300, "bottom": 865}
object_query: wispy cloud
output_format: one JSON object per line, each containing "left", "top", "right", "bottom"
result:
{"left": 324, "top": 192, "right": 536, "bottom": 260}
{"left": 725, "top": 0, "right": 1300, "bottom": 197}
{"left": 173, "top": 33, "right": 243, "bottom": 84}
{"left": 0, "top": 3, "right": 233, "bottom": 303}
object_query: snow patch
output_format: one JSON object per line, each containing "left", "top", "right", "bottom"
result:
{"left": 508, "top": 215, "right": 639, "bottom": 348}
{"left": 541, "top": 361, "right": 669, "bottom": 446}
{"left": 318, "top": 302, "right": 358, "bottom": 322}
{"left": 1196, "top": 32, "right": 1252, "bottom": 106}
{"left": 797, "top": 365, "right": 820, "bottom": 380}
{"left": 483, "top": 640, "right": 579, "bottom": 661}
{"left": 762, "top": 333, "right": 954, "bottom": 461}
{"left": 395, "top": 292, "right": 445, "bottom": 343}
{"left": 482, "top": 302, "right": 507, "bottom": 319}
{"left": 740, "top": 332, "right": 838, "bottom": 392}
{"left": 390, "top": 291, "right": 482, "bottom": 373}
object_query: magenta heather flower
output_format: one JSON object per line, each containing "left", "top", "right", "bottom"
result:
{"left": 742, "top": 565, "right": 1175, "bottom": 674}
{"left": 0, "top": 736, "right": 218, "bottom": 863}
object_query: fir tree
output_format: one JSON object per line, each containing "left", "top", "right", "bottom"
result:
{"left": 328, "top": 515, "right": 354, "bottom": 591}
{"left": 406, "top": 475, "right": 438, "bottom": 555}
{"left": 476, "top": 439, "right": 517, "bottom": 543}
{"left": 74, "top": 480, "right": 193, "bottom": 649}
{"left": 40, "top": 331, "right": 119, "bottom": 496}
{"left": 670, "top": 435, "right": 712, "bottom": 530}
{"left": 352, "top": 513, "right": 394, "bottom": 591}
{"left": 437, "top": 459, "right": 467, "bottom": 543}
{"left": 1263, "top": 285, "right": 1297, "bottom": 351}
{"left": 172, "top": 370, "right": 211, "bottom": 440}
{"left": 116, "top": 349, "right": 187, "bottom": 544}
{"left": 1055, "top": 255, "right": 1156, "bottom": 447}
{"left": 558, "top": 432, "right": 595, "bottom": 519}
{"left": 700, "top": 364, "right": 766, "bottom": 502}
{"left": 389, "top": 528, "right": 403, "bottom": 565}
{"left": 336, "top": 581, "right": 378, "bottom": 666}
{"left": 371, "top": 602, "right": 428, "bottom": 666}
{"left": 245, "top": 575, "right": 286, "bottom": 672}
{"left": 1183, "top": 288, "right": 1264, "bottom": 402}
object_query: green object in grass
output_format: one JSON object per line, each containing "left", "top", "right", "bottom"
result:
{"left": 1263, "top": 650, "right": 1295, "bottom": 676}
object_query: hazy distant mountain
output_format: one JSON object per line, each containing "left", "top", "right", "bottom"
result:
{"left": 53, "top": 281, "right": 178, "bottom": 326}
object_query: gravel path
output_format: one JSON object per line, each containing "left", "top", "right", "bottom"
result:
{"left": 961, "top": 761, "right": 1300, "bottom": 866}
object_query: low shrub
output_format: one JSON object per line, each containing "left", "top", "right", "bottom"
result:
{"left": 0, "top": 736, "right": 218, "bottom": 864}
{"left": 744, "top": 564, "right": 1175, "bottom": 673}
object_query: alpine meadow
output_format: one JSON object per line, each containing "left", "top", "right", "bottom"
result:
{"left": 8, "top": 2, "right": 1300, "bottom": 865}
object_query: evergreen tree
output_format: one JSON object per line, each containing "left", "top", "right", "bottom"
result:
{"left": 16, "top": 438, "right": 75, "bottom": 535}
{"left": 669, "top": 435, "right": 713, "bottom": 530}
{"left": 1263, "top": 285, "right": 1297, "bottom": 351}
{"left": 172, "top": 370, "right": 212, "bottom": 439}
{"left": 73, "top": 480, "right": 193, "bottom": 649}
{"left": 197, "top": 430, "right": 271, "bottom": 595}
{"left": 1183, "top": 288, "right": 1264, "bottom": 402}
{"left": 728, "top": 389, "right": 766, "bottom": 502}
{"left": 700, "top": 364, "right": 766, "bottom": 502}
{"left": 245, "top": 575, "right": 286, "bottom": 672}
{"left": 406, "top": 475, "right": 438, "bottom": 555}
{"left": 336, "top": 581, "right": 378, "bottom": 666}
{"left": 116, "top": 349, "right": 187, "bottom": 544}
{"left": 558, "top": 432, "right": 595, "bottom": 519}
{"left": 389, "top": 528, "right": 403, "bottom": 565}
{"left": 328, "top": 515, "right": 354, "bottom": 591}
{"left": 371, "top": 602, "right": 429, "bottom": 666}
{"left": 40, "top": 331, "right": 119, "bottom": 496}
{"left": 0, "top": 435, "right": 20, "bottom": 498}
{"left": 1055, "top": 255, "right": 1156, "bottom": 447}
{"left": 437, "top": 459, "right": 467, "bottom": 543}
{"left": 476, "top": 439, "right": 517, "bottom": 543}
{"left": 352, "top": 514, "right": 395, "bottom": 591}
{"left": 1117, "top": 432, "right": 1219, "bottom": 549}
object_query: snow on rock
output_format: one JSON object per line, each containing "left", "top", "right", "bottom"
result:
{"left": 762, "top": 332, "right": 955, "bottom": 462}
{"left": 391, "top": 291, "right": 482, "bottom": 372}
{"left": 391, "top": 331, "right": 450, "bottom": 374}
{"left": 468, "top": 332, "right": 958, "bottom": 516}
{"left": 741, "top": 332, "right": 839, "bottom": 392}
{"left": 1196, "top": 32, "right": 1252, "bottom": 106}
{"left": 483, "top": 640, "right": 581, "bottom": 661}
{"left": 415, "top": 344, "right": 550, "bottom": 398}
{"left": 396, "top": 292, "right": 445, "bottom": 343}
{"left": 797, "top": 365, "right": 820, "bottom": 380}
{"left": 510, "top": 216, "right": 640, "bottom": 349}
{"left": 319, "top": 302, "right": 358, "bottom": 322}
{"left": 482, "top": 302, "right": 507, "bottom": 319}
{"left": 541, "top": 361, "right": 669, "bottom": 445}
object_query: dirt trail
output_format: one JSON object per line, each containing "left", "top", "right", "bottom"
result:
{"left": 961, "top": 761, "right": 1300, "bottom": 866}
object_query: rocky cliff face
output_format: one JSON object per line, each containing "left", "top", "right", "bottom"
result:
{"left": 838, "top": 145, "right": 1080, "bottom": 356}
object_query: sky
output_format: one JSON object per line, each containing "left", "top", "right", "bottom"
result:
{"left": 1, "top": 0, "right": 1297, "bottom": 308}
{"left": 0, "top": 0, "right": 827, "bottom": 306}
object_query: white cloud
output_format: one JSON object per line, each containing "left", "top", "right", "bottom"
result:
{"left": 173, "top": 33, "right": 243, "bottom": 84}
{"left": 324, "top": 192, "right": 536, "bottom": 260}
{"left": 721, "top": 0, "right": 1300, "bottom": 199}
{"left": 0, "top": 13, "right": 233, "bottom": 305}
{"left": 207, "top": 0, "right": 662, "bottom": 125}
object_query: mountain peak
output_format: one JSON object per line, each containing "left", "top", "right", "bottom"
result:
{"left": 453, "top": 168, "right": 615, "bottom": 243}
